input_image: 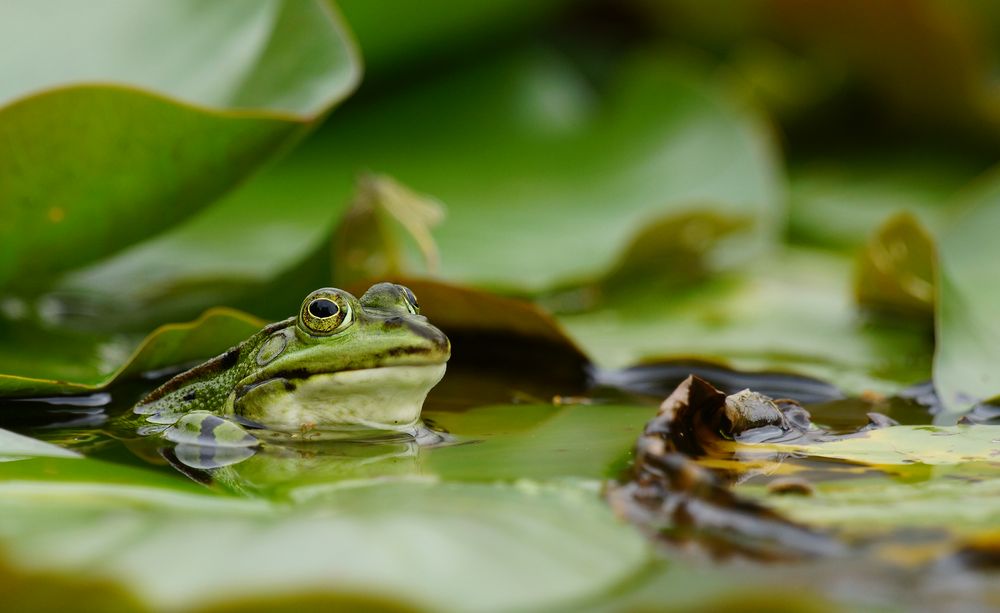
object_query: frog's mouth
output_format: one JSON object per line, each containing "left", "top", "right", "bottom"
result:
{"left": 229, "top": 363, "right": 447, "bottom": 433}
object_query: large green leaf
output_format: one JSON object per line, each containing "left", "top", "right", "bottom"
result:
{"left": 934, "top": 166, "right": 1000, "bottom": 418}
{"left": 0, "top": 309, "right": 262, "bottom": 397}
{"left": 0, "top": 452, "right": 649, "bottom": 612}
{"left": 0, "top": 0, "right": 360, "bottom": 288}
{"left": 55, "top": 46, "right": 781, "bottom": 322}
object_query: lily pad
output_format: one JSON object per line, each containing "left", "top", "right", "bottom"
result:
{"left": 54, "top": 46, "right": 781, "bottom": 322}
{"left": 754, "top": 425, "right": 1000, "bottom": 466}
{"left": 0, "top": 0, "right": 360, "bottom": 288}
{"left": 744, "top": 467, "right": 1000, "bottom": 542}
{"left": 0, "top": 453, "right": 649, "bottom": 612}
{"left": 0, "top": 309, "right": 262, "bottom": 397}
{"left": 934, "top": 167, "right": 1000, "bottom": 418}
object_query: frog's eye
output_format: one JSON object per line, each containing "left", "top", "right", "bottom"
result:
{"left": 299, "top": 292, "right": 353, "bottom": 336}
{"left": 398, "top": 284, "right": 420, "bottom": 315}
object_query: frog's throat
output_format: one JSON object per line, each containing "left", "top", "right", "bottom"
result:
{"left": 228, "top": 363, "right": 447, "bottom": 432}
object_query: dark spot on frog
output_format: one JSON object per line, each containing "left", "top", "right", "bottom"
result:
{"left": 283, "top": 380, "right": 296, "bottom": 391}
{"left": 183, "top": 391, "right": 197, "bottom": 402}
{"left": 219, "top": 347, "right": 240, "bottom": 370}
{"left": 384, "top": 346, "right": 431, "bottom": 358}
{"left": 276, "top": 368, "right": 311, "bottom": 381}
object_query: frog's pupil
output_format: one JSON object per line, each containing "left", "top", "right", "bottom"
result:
{"left": 309, "top": 299, "right": 339, "bottom": 319}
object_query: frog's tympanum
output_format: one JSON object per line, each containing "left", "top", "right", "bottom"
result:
{"left": 127, "top": 283, "right": 450, "bottom": 448}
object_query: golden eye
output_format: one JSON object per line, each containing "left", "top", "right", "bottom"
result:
{"left": 299, "top": 293, "right": 352, "bottom": 336}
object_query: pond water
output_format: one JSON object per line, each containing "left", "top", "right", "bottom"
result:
{"left": 0, "top": 361, "right": 937, "bottom": 496}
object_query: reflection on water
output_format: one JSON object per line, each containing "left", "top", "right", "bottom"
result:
{"left": 169, "top": 435, "right": 428, "bottom": 498}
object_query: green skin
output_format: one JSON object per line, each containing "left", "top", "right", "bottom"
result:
{"left": 126, "top": 283, "right": 450, "bottom": 448}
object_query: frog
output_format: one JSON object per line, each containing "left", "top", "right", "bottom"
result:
{"left": 124, "top": 282, "right": 450, "bottom": 449}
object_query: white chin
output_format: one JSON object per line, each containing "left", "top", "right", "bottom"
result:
{"left": 244, "top": 363, "right": 446, "bottom": 433}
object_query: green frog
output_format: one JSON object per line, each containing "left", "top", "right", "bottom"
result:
{"left": 126, "top": 283, "right": 450, "bottom": 449}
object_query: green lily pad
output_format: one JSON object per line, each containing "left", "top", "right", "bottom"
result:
{"left": 0, "top": 309, "right": 262, "bottom": 397}
{"left": 0, "top": 451, "right": 649, "bottom": 612}
{"left": 55, "top": 46, "right": 781, "bottom": 323}
{"left": 0, "top": 0, "right": 359, "bottom": 289}
{"left": 934, "top": 166, "right": 1000, "bottom": 418}
{"left": 754, "top": 425, "right": 1000, "bottom": 466}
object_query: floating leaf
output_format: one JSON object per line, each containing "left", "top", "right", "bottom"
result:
{"left": 754, "top": 425, "right": 1000, "bottom": 466}
{"left": 0, "top": 309, "right": 262, "bottom": 397}
{"left": 0, "top": 0, "right": 360, "bottom": 288}
{"left": 0, "top": 455, "right": 649, "bottom": 612}
{"left": 934, "top": 166, "right": 1000, "bottom": 418}
{"left": 744, "top": 467, "right": 1000, "bottom": 543}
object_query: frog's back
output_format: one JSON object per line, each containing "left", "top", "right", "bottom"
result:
{"left": 132, "top": 319, "right": 292, "bottom": 424}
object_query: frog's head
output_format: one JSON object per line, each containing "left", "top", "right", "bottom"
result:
{"left": 231, "top": 283, "right": 450, "bottom": 434}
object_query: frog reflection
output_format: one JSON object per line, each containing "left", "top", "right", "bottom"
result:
{"left": 163, "top": 428, "right": 450, "bottom": 498}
